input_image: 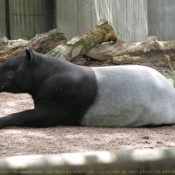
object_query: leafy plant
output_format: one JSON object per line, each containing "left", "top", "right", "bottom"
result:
{"left": 164, "top": 54, "right": 175, "bottom": 87}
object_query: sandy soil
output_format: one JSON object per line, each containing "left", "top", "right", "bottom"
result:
{"left": 0, "top": 51, "right": 175, "bottom": 158}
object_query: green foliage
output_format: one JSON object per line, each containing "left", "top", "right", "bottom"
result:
{"left": 164, "top": 54, "right": 175, "bottom": 87}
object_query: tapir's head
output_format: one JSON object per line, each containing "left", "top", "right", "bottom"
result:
{"left": 0, "top": 47, "right": 37, "bottom": 94}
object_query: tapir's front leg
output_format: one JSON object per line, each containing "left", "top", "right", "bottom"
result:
{"left": 0, "top": 109, "right": 52, "bottom": 128}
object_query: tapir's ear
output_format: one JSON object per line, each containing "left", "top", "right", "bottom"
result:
{"left": 26, "top": 46, "right": 35, "bottom": 62}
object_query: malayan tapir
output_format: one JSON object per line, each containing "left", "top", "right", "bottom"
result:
{"left": 0, "top": 46, "right": 175, "bottom": 129}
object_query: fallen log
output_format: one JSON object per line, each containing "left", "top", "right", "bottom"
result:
{"left": 85, "top": 36, "right": 175, "bottom": 63}
{"left": 46, "top": 18, "right": 117, "bottom": 61}
{"left": 0, "top": 148, "right": 175, "bottom": 175}
{"left": 0, "top": 29, "right": 67, "bottom": 62}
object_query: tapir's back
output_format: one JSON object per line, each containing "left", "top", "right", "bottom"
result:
{"left": 81, "top": 65, "right": 175, "bottom": 127}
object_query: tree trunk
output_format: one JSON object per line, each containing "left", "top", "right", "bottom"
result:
{"left": 0, "top": 148, "right": 175, "bottom": 174}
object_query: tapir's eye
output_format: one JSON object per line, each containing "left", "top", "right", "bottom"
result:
{"left": 8, "top": 71, "right": 15, "bottom": 79}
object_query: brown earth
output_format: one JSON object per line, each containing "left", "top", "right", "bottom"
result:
{"left": 0, "top": 50, "right": 175, "bottom": 158}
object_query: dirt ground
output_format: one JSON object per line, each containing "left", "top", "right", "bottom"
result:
{"left": 1, "top": 50, "right": 175, "bottom": 158}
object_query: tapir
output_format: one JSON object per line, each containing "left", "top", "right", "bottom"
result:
{"left": 0, "top": 46, "right": 175, "bottom": 128}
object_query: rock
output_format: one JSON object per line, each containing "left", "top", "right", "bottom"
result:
{"left": 0, "top": 36, "right": 8, "bottom": 46}
{"left": 113, "top": 55, "right": 141, "bottom": 64}
{"left": 0, "top": 36, "right": 9, "bottom": 51}
{"left": 70, "top": 57, "right": 86, "bottom": 65}
{"left": 143, "top": 136, "right": 150, "bottom": 139}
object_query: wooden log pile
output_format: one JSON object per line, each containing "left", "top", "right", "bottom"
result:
{"left": 1, "top": 19, "right": 175, "bottom": 65}
{"left": 46, "top": 18, "right": 117, "bottom": 61}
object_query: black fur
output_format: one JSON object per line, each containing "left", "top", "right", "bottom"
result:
{"left": 0, "top": 47, "right": 97, "bottom": 128}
